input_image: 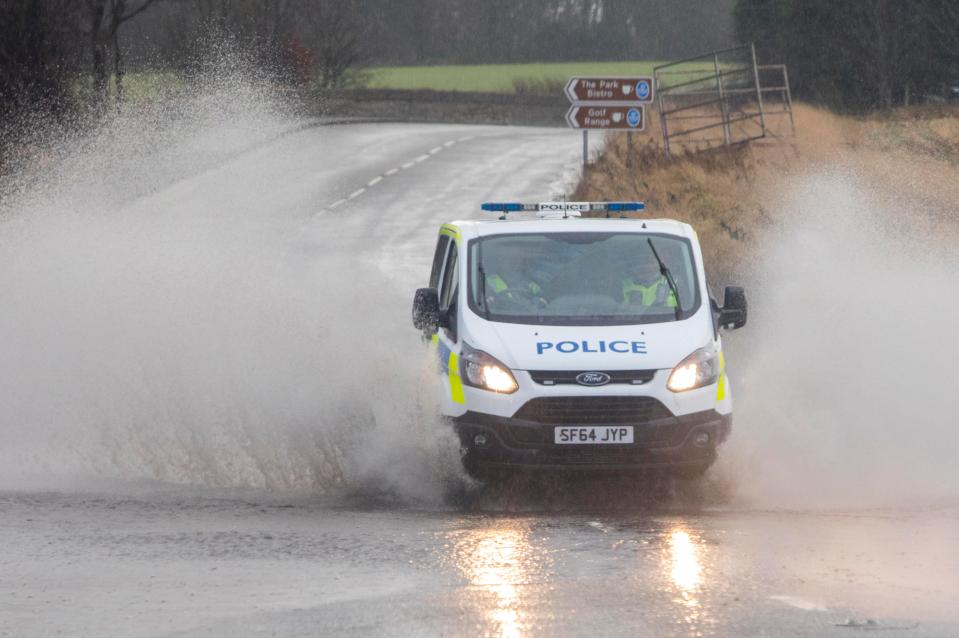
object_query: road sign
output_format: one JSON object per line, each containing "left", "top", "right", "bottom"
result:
{"left": 566, "top": 105, "right": 645, "bottom": 130}
{"left": 565, "top": 77, "right": 654, "bottom": 104}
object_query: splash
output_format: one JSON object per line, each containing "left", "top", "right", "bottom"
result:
{"left": 723, "top": 168, "right": 959, "bottom": 509}
{"left": 0, "top": 62, "right": 462, "bottom": 502}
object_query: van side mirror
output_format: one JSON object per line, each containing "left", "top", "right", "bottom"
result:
{"left": 719, "top": 286, "right": 747, "bottom": 330}
{"left": 412, "top": 287, "right": 448, "bottom": 334}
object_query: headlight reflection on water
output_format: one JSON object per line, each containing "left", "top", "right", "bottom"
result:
{"left": 453, "top": 524, "right": 550, "bottom": 638}
{"left": 663, "top": 527, "right": 714, "bottom": 631}
{"left": 668, "top": 529, "right": 703, "bottom": 595}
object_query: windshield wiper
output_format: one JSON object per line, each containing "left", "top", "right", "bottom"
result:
{"left": 647, "top": 238, "right": 682, "bottom": 321}
{"left": 474, "top": 236, "right": 491, "bottom": 320}
{"left": 476, "top": 240, "right": 491, "bottom": 320}
{"left": 477, "top": 265, "right": 492, "bottom": 320}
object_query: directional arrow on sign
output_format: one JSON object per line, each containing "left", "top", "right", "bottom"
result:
{"left": 565, "top": 77, "right": 654, "bottom": 104}
{"left": 566, "top": 105, "right": 646, "bottom": 130}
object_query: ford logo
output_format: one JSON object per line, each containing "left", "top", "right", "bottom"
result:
{"left": 576, "top": 371, "right": 611, "bottom": 386}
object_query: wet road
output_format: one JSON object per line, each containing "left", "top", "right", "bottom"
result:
{"left": 2, "top": 114, "right": 958, "bottom": 636}
{"left": 1, "top": 491, "right": 957, "bottom": 636}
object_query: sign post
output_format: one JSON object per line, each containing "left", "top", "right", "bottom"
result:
{"left": 565, "top": 76, "right": 654, "bottom": 168}
{"left": 583, "top": 130, "right": 588, "bottom": 168}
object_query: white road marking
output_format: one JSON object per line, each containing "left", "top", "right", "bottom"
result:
{"left": 272, "top": 125, "right": 578, "bottom": 278}
{"left": 315, "top": 142, "right": 441, "bottom": 217}
{"left": 769, "top": 596, "right": 828, "bottom": 612}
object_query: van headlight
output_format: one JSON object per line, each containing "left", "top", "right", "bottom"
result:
{"left": 667, "top": 346, "right": 720, "bottom": 392}
{"left": 460, "top": 343, "right": 518, "bottom": 394}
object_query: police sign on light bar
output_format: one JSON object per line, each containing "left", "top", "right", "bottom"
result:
{"left": 481, "top": 201, "right": 645, "bottom": 214}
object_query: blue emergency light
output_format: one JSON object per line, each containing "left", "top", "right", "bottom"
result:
{"left": 606, "top": 202, "right": 646, "bottom": 211}
{"left": 481, "top": 203, "right": 532, "bottom": 212}
{"left": 481, "top": 201, "right": 645, "bottom": 214}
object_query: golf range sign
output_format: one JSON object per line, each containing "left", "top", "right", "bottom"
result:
{"left": 566, "top": 105, "right": 645, "bottom": 130}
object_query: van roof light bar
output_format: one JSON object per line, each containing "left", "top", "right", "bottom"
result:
{"left": 481, "top": 201, "right": 645, "bottom": 215}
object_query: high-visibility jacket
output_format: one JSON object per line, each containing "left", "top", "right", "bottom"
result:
{"left": 623, "top": 275, "right": 677, "bottom": 307}
{"left": 487, "top": 273, "right": 509, "bottom": 293}
{"left": 487, "top": 274, "right": 542, "bottom": 296}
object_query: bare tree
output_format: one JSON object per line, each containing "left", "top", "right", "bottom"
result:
{"left": 0, "top": 0, "right": 81, "bottom": 116}
{"left": 304, "top": 0, "right": 363, "bottom": 88}
{"left": 193, "top": 0, "right": 298, "bottom": 60}
{"left": 86, "top": 0, "right": 159, "bottom": 110}
{"left": 927, "top": 2, "right": 959, "bottom": 72}
{"left": 109, "top": 0, "right": 160, "bottom": 103}
{"left": 845, "top": 0, "right": 924, "bottom": 108}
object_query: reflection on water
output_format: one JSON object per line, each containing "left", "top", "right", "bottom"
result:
{"left": 669, "top": 529, "right": 702, "bottom": 595}
{"left": 664, "top": 526, "right": 713, "bottom": 630}
{"left": 453, "top": 523, "right": 550, "bottom": 638}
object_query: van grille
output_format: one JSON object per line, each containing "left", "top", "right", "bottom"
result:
{"left": 512, "top": 396, "right": 672, "bottom": 425}
{"left": 528, "top": 370, "right": 656, "bottom": 385}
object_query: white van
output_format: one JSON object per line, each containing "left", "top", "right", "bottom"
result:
{"left": 412, "top": 202, "right": 747, "bottom": 478}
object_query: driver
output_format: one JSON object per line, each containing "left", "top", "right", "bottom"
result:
{"left": 485, "top": 253, "right": 545, "bottom": 305}
{"left": 622, "top": 256, "right": 677, "bottom": 307}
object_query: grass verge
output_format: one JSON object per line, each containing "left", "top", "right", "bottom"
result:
{"left": 573, "top": 103, "right": 959, "bottom": 285}
{"left": 364, "top": 61, "right": 668, "bottom": 93}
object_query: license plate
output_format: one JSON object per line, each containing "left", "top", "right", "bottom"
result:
{"left": 554, "top": 426, "right": 634, "bottom": 444}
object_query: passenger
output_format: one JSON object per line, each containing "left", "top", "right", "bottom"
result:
{"left": 622, "top": 257, "right": 677, "bottom": 307}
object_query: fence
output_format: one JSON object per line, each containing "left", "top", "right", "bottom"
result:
{"left": 654, "top": 43, "right": 794, "bottom": 156}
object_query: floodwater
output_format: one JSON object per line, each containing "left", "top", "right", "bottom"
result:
{"left": 1, "top": 86, "right": 957, "bottom": 636}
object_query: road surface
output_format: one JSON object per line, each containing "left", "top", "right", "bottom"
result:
{"left": 2, "top": 489, "right": 957, "bottom": 637}
{"left": 1, "top": 117, "right": 957, "bottom": 636}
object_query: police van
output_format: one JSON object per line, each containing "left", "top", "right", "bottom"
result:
{"left": 412, "top": 202, "right": 747, "bottom": 478}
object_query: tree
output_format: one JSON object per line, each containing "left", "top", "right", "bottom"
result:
{"left": 304, "top": 0, "right": 363, "bottom": 88}
{"left": 0, "top": 1, "right": 76, "bottom": 112}
{"left": 845, "top": 1, "right": 926, "bottom": 108}
{"left": 735, "top": 0, "right": 956, "bottom": 111}
{"left": 926, "top": 2, "right": 959, "bottom": 79}
{"left": 85, "top": 0, "right": 159, "bottom": 110}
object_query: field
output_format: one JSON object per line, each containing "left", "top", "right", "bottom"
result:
{"left": 69, "top": 62, "right": 724, "bottom": 99}
{"left": 68, "top": 64, "right": 667, "bottom": 102}
{"left": 364, "top": 61, "right": 668, "bottom": 93}
{"left": 71, "top": 72, "right": 185, "bottom": 103}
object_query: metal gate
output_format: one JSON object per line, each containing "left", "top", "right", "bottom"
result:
{"left": 654, "top": 44, "right": 793, "bottom": 156}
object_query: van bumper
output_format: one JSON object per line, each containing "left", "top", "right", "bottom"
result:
{"left": 451, "top": 409, "right": 731, "bottom": 473}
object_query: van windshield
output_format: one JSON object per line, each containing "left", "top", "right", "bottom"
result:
{"left": 468, "top": 232, "right": 700, "bottom": 325}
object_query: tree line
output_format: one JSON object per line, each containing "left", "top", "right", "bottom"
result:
{"left": 1, "top": 0, "right": 735, "bottom": 119}
{"left": 735, "top": 0, "right": 959, "bottom": 111}
{"left": 5, "top": 0, "right": 957, "bottom": 127}
{"left": 121, "top": 0, "right": 734, "bottom": 69}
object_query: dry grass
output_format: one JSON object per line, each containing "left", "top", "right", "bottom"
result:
{"left": 574, "top": 103, "right": 959, "bottom": 284}
{"left": 574, "top": 137, "right": 763, "bottom": 284}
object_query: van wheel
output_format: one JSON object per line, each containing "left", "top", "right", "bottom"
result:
{"left": 462, "top": 463, "right": 510, "bottom": 485}
{"left": 670, "top": 461, "right": 712, "bottom": 480}
{"left": 442, "top": 477, "right": 480, "bottom": 509}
